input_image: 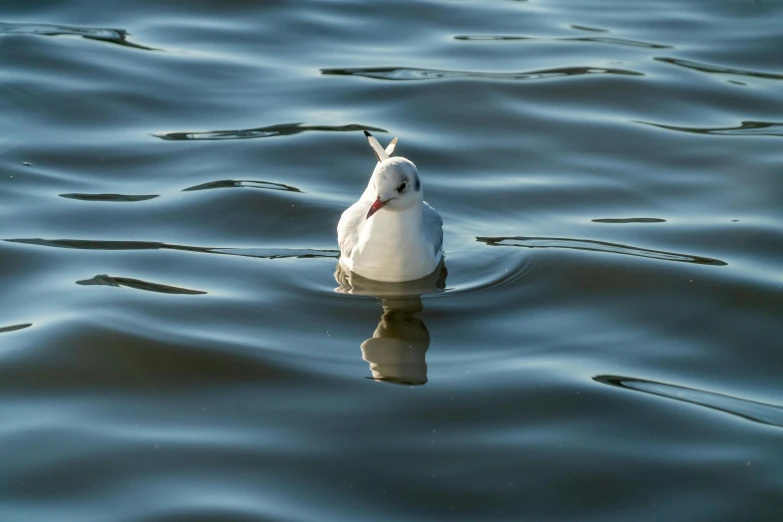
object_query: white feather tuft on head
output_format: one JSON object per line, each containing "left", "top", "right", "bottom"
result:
{"left": 364, "top": 131, "right": 398, "bottom": 162}
{"left": 385, "top": 137, "right": 398, "bottom": 156}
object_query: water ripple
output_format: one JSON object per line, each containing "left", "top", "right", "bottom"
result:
{"left": 0, "top": 21, "right": 155, "bottom": 51}
{"left": 5, "top": 238, "right": 339, "bottom": 260}
{"left": 655, "top": 57, "right": 783, "bottom": 80}
{"left": 476, "top": 236, "right": 727, "bottom": 266}
{"left": 154, "top": 123, "right": 386, "bottom": 141}
{"left": 592, "top": 218, "right": 666, "bottom": 224}
{"left": 455, "top": 35, "right": 671, "bottom": 49}
{"left": 334, "top": 263, "right": 447, "bottom": 297}
{"left": 0, "top": 323, "right": 32, "bottom": 334}
{"left": 639, "top": 120, "right": 783, "bottom": 138}
{"left": 429, "top": 256, "right": 536, "bottom": 303}
{"left": 76, "top": 275, "right": 206, "bottom": 295}
{"left": 209, "top": 247, "right": 339, "bottom": 260}
{"left": 320, "top": 66, "right": 643, "bottom": 82}
{"left": 183, "top": 180, "right": 303, "bottom": 193}
{"left": 59, "top": 193, "right": 159, "bottom": 202}
{"left": 595, "top": 375, "right": 783, "bottom": 429}
{"left": 570, "top": 25, "right": 609, "bottom": 33}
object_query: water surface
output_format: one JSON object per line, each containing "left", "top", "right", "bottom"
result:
{"left": 2, "top": 0, "right": 782, "bottom": 520}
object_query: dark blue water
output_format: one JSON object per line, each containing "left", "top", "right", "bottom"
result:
{"left": 2, "top": 1, "right": 782, "bottom": 520}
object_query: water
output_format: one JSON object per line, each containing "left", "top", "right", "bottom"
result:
{"left": 2, "top": 0, "right": 782, "bottom": 520}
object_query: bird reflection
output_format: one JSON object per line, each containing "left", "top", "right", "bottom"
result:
{"left": 361, "top": 297, "right": 429, "bottom": 385}
{"left": 335, "top": 263, "right": 446, "bottom": 385}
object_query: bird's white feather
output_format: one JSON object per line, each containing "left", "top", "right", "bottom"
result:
{"left": 422, "top": 202, "right": 443, "bottom": 258}
{"left": 365, "top": 131, "right": 390, "bottom": 162}
{"left": 338, "top": 142, "right": 443, "bottom": 283}
{"left": 385, "top": 137, "right": 398, "bottom": 156}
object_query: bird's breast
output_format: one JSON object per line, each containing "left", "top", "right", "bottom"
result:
{"left": 347, "top": 208, "right": 437, "bottom": 282}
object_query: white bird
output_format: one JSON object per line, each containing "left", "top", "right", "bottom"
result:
{"left": 337, "top": 131, "right": 443, "bottom": 282}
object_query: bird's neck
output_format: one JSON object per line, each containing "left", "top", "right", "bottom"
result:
{"left": 366, "top": 202, "right": 422, "bottom": 234}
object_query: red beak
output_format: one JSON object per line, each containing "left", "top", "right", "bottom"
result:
{"left": 366, "top": 197, "right": 387, "bottom": 220}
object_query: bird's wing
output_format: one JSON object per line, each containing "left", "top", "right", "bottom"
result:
{"left": 422, "top": 202, "right": 444, "bottom": 257}
{"left": 364, "top": 131, "right": 398, "bottom": 162}
{"left": 385, "top": 137, "right": 398, "bottom": 156}
{"left": 337, "top": 199, "right": 369, "bottom": 258}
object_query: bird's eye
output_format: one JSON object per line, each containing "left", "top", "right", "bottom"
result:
{"left": 397, "top": 182, "right": 407, "bottom": 192}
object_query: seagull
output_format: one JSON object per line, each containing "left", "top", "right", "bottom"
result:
{"left": 337, "top": 131, "right": 443, "bottom": 282}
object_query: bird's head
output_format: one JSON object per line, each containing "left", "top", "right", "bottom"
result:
{"left": 366, "top": 157, "right": 423, "bottom": 219}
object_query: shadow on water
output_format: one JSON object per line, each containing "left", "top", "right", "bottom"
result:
{"left": 77, "top": 275, "right": 207, "bottom": 295}
{"left": 0, "top": 22, "right": 156, "bottom": 51}
{"left": 59, "top": 193, "right": 159, "bottom": 202}
{"left": 183, "top": 180, "right": 303, "bottom": 193}
{"left": 595, "top": 375, "right": 783, "bottom": 429}
{"left": 6, "top": 238, "right": 339, "bottom": 260}
{"left": 154, "top": 123, "right": 386, "bottom": 141}
{"left": 334, "top": 263, "right": 447, "bottom": 386}
{"left": 637, "top": 120, "right": 783, "bottom": 138}
{"left": 321, "top": 66, "right": 643, "bottom": 82}
{"left": 476, "top": 236, "right": 727, "bottom": 266}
